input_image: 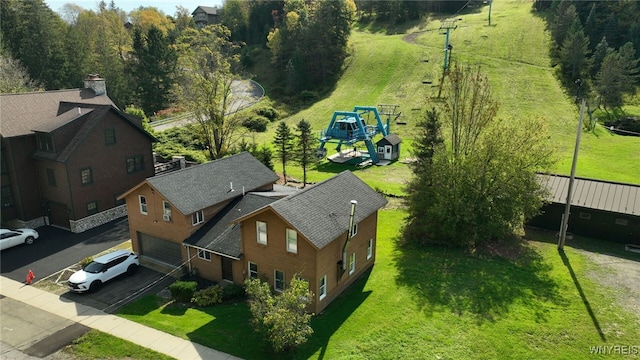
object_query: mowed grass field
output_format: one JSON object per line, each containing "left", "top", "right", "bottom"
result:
{"left": 251, "top": 0, "right": 639, "bottom": 189}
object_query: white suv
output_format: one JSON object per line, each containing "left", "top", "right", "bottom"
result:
{"left": 68, "top": 249, "right": 140, "bottom": 293}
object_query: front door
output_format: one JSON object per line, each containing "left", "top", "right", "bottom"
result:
{"left": 221, "top": 257, "right": 233, "bottom": 282}
{"left": 384, "top": 145, "right": 393, "bottom": 160}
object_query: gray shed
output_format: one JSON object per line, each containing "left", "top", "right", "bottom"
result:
{"left": 376, "top": 134, "right": 402, "bottom": 161}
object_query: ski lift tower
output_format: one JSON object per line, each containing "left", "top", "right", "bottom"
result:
{"left": 317, "top": 106, "right": 389, "bottom": 164}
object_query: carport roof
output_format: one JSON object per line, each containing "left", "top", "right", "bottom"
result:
{"left": 184, "top": 194, "right": 277, "bottom": 258}
{"left": 538, "top": 174, "right": 640, "bottom": 216}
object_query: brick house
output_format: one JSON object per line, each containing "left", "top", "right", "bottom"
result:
{"left": 0, "top": 75, "right": 155, "bottom": 232}
{"left": 118, "top": 152, "right": 280, "bottom": 271}
{"left": 235, "top": 170, "right": 387, "bottom": 313}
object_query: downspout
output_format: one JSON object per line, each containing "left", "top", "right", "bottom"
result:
{"left": 339, "top": 200, "right": 357, "bottom": 278}
{"left": 186, "top": 246, "right": 192, "bottom": 274}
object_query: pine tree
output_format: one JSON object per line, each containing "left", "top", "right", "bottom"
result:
{"left": 294, "top": 119, "right": 316, "bottom": 188}
{"left": 590, "top": 37, "right": 612, "bottom": 77}
{"left": 559, "top": 19, "right": 591, "bottom": 82}
{"left": 273, "top": 121, "right": 294, "bottom": 183}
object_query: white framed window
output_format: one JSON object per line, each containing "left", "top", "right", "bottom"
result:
{"left": 274, "top": 270, "right": 285, "bottom": 292}
{"left": 256, "top": 221, "right": 267, "bottom": 244}
{"left": 349, "top": 252, "right": 356, "bottom": 275}
{"left": 192, "top": 210, "right": 204, "bottom": 225}
{"left": 367, "top": 239, "right": 373, "bottom": 260}
{"left": 319, "top": 275, "right": 327, "bottom": 300}
{"left": 139, "top": 195, "right": 147, "bottom": 215}
{"left": 163, "top": 201, "right": 172, "bottom": 221}
{"left": 350, "top": 222, "right": 358, "bottom": 237}
{"left": 248, "top": 261, "right": 258, "bottom": 278}
{"left": 198, "top": 249, "right": 211, "bottom": 261}
{"left": 286, "top": 228, "right": 297, "bottom": 253}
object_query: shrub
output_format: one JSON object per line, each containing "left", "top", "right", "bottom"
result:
{"left": 242, "top": 115, "right": 269, "bottom": 132}
{"left": 80, "top": 256, "right": 93, "bottom": 268}
{"left": 222, "top": 283, "right": 246, "bottom": 301}
{"left": 191, "top": 285, "right": 224, "bottom": 306}
{"left": 168, "top": 281, "right": 197, "bottom": 303}
{"left": 300, "top": 90, "right": 318, "bottom": 103}
{"left": 255, "top": 107, "right": 280, "bottom": 122}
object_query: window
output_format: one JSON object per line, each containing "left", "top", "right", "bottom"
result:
{"left": 1, "top": 186, "right": 14, "bottom": 208}
{"left": 104, "top": 129, "right": 116, "bottom": 145}
{"left": 349, "top": 252, "right": 356, "bottom": 275}
{"left": 36, "top": 133, "right": 55, "bottom": 152}
{"left": 367, "top": 239, "right": 373, "bottom": 260}
{"left": 80, "top": 167, "right": 93, "bottom": 185}
{"left": 46, "top": 168, "right": 56, "bottom": 186}
{"left": 87, "top": 201, "right": 98, "bottom": 215}
{"left": 198, "top": 249, "right": 211, "bottom": 261}
{"left": 286, "top": 228, "right": 297, "bottom": 253}
{"left": 615, "top": 218, "right": 628, "bottom": 226}
{"left": 139, "top": 195, "right": 147, "bottom": 215}
{"left": 192, "top": 210, "right": 204, "bottom": 225}
{"left": 248, "top": 262, "right": 258, "bottom": 278}
{"left": 163, "top": 201, "right": 172, "bottom": 221}
{"left": 126, "top": 155, "right": 145, "bottom": 174}
{"left": 319, "top": 275, "right": 327, "bottom": 300}
{"left": 274, "top": 270, "right": 284, "bottom": 292}
{"left": 256, "top": 221, "right": 267, "bottom": 245}
{"left": 350, "top": 222, "right": 358, "bottom": 237}
{"left": 579, "top": 212, "right": 591, "bottom": 220}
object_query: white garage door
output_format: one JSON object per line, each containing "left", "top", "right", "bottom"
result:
{"left": 138, "top": 232, "right": 183, "bottom": 266}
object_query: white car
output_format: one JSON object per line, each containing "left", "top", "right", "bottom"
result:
{"left": 0, "top": 228, "right": 39, "bottom": 251}
{"left": 68, "top": 249, "right": 140, "bottom": 293}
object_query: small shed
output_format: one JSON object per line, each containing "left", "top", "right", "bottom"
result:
{"left": 376, "top": 134, "right": 402, "bottom": 161}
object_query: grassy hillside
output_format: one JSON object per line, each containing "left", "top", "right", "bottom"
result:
{"left": 251, "top": 0, "right": 639, "bottom": 189}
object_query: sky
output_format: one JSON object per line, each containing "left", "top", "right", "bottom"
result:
{"left": 45, "top": 0, "right": 222, "bottom": 17}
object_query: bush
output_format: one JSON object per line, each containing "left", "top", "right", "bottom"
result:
{"left": 80, "top": 256, "right": 93, "bottom": 268}
{"left": 242, "top": 115, "right": 269, "bottom": 132}
{"left": 191, "top": 285, "right": 224, "bottom": 306}
{"left": 255, "top": 107, "right": 280, "bottom": 122}
{"left": 300, "top": 90, "right": 318, "bottom": 103}
{"left": 223, "top": 283, "right": 246, "bottom": 301}
{"left": 168, "top": 281, "right": 198, "bottom": 303}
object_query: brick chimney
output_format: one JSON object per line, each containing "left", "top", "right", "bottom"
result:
{"left": 83, "top": 74, "right": 106, "bottom": 96}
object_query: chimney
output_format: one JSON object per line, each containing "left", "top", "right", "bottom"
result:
{"left": 84, "top": 74, "right": 106, "bottom": 96}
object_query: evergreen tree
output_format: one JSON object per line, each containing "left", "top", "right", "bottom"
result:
{"left": 129, "top": 26, "right": 177, "bottom": 115}
{"left": 273, "top": 121, "right": 294, "bottom": 183}
{"left": 294, "top": 119, "right": 316, "bottom": 188}
{"left": 590, "top": 37, "right": 612, "bottom": 78}
{"left": 595, "top": 42, "right": 639, "bottom": 109}
{"left": 559, "top": 19, "right": 591, "bottom": 82}
{"left": 550, "top": 1, "right": 578, "bottom": 47}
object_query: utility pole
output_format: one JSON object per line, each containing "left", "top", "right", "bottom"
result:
{"left": 558, "top": 80, "right": 585, "bottom": 250}
{"left": 437, "top": 19, "right": 460, "bottom": 98}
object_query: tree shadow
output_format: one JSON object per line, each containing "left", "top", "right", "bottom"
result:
{"left": 393, "top": 239, "right": 565, "bottom": 323}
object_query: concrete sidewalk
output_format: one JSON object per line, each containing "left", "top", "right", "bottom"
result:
{"left": 0, "top": 276, "right": 242, "bottom": 360}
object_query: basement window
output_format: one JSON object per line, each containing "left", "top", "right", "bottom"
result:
{"left": 615, "top": 218, "right": 628, "bottom": 226}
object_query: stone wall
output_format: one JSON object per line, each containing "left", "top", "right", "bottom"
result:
{"left": 69, "top": 205, "right": 127, "bottom": 233}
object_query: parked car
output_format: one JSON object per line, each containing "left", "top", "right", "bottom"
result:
{"left": 68, "top": 249, "right": 140, "bottom": 293}
{"left": 0, "top": 228, "right": 39, "bottom": 251}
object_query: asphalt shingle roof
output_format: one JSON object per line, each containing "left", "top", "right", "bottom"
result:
{"left": 0, "top": 89, "right": 114, "bottom": 138}
{"left": 250, "top": 170, "right": 388, "bottom": 249}
{"left": 184, "top": 194, "right": 278, "bottom": 258}
{"left": 539, "top": 174, "right": 640, "bottom": 216}
{"left": 147, "top": 152, "right": 279, "bottom": 215}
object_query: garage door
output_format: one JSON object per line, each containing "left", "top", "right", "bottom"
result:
{"left": 137, "top": 232, "right": 183, "bottom": 266}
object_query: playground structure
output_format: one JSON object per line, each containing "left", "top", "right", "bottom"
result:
{"left": 317, "top": 105, "right": 400, "bottom": 165}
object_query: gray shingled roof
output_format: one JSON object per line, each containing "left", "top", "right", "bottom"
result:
{"left": 379, "top": 133, "right": 402, "bottom": 145}
{"left": 147, "top": 152, "right": 279, "bottom": 215}
{"left": 185, "top": 194, "right": 277, "bottom": 258}
{"left": 249, "top": 171, "right": 388, "bottom": 249}
{"left": 192, "top": 6, "right": 219, "bottom": 15}
{"left": 539, "top": 174, "right": 640, "bottom": 216}
{"left": 0, "top": 89, "right": 114, "bottom": 138}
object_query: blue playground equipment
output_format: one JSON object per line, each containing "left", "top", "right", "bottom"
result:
{"left": 317, "top": 106, "right": 389, "bottom": 164}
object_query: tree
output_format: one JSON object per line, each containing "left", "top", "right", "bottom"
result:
{"left": 403, "top": 64, "right": 555, "bottom": 247}
{"left": 129, "top": 26, "right": 177, "bottom": 115}
{"left": 550, "top": 1, "right": 578, "bottom": 47}
{"left": 590, "top": 37, "right": 612, "bottom": 78}
{"left": 294, "top": 119, "right": 316, "bottom": 187}
{"left": 595, "top": 42, "right": 640, "bottom": 109}
{"left": 558, "top": 20, "right": 591, "bottom": 82}
{"left": 0, "top": 52, "right": 42, "bottom": 93}
{"left": 128, "top": 7, "right": 175, "bottom": 36}
{"left": 273, "top": 121, "right": 294, "bottom": 183}
{"left": 245, "top": 276, "right": 314, "bottom": 352}
{"left": 172, "top": 25, "right": 242, "bottom": 160}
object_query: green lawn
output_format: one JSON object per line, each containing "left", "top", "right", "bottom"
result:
{"left": 118, "top": 207, "right": 640, "bottom": 360}
{"left": 61, "top": 330, "right": 175, "bottom": 360}
{"left": 249, "top": 0, "right": 639, "bottom": 189}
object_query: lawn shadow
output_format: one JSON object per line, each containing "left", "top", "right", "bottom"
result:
{"left": 393, "top": 238, "right": 565, "bottom": 323}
